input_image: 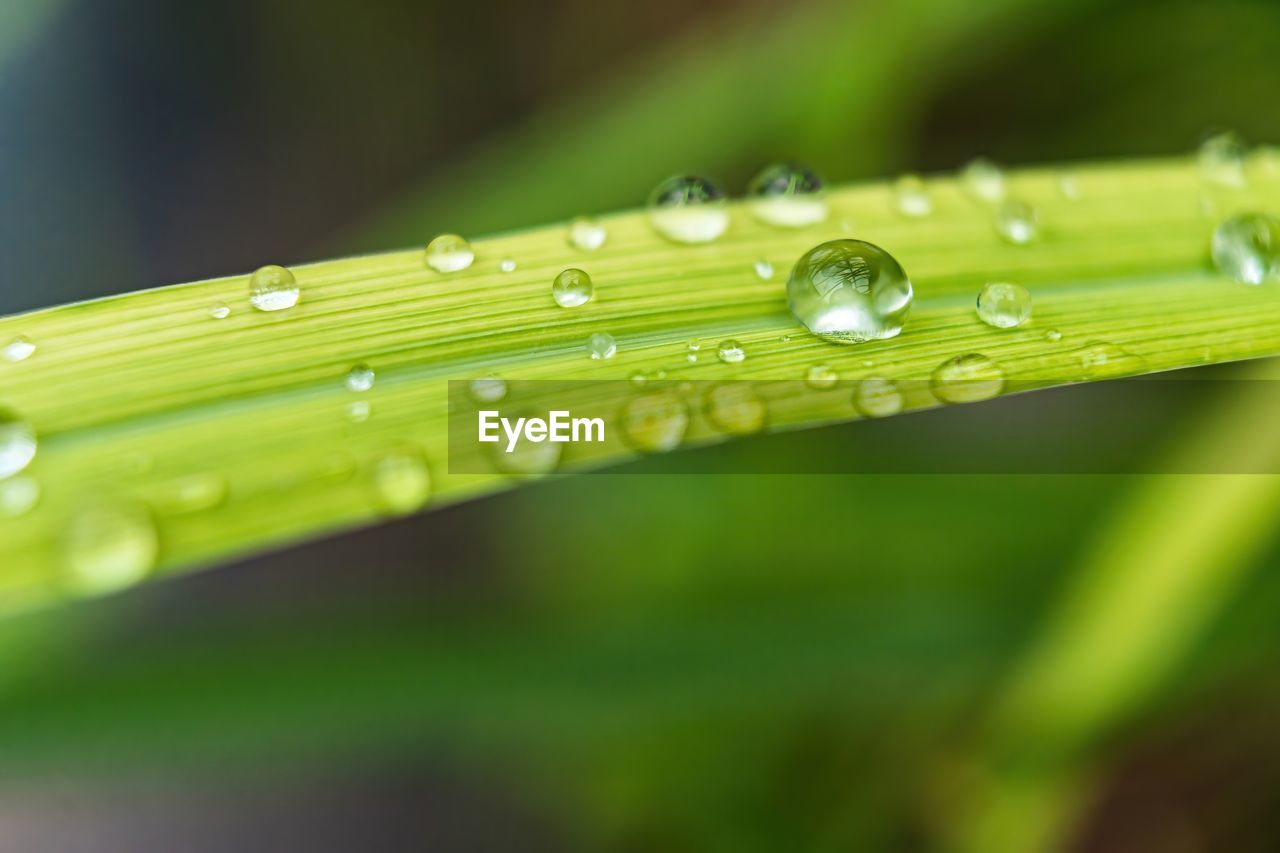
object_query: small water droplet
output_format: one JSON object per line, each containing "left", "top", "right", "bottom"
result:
{"left": 1044, "top": 328, "right": 1063, "bottom": 342}
{"left": 995, "top": 198, "right": 1039, "bottom": 244}
{"left": 248, "top": 264, "right": 300, "bottom": 312}
{"left": 0, "top": 408, "right": 37, "bottom": 480}
{"left": 854, "top": 378, "right": 904, "bottom": 418}
{"left": 1211, "top": 212, "right": 1280, "bottom": 285}
{"left": 805, "top": 364, "right": 839, "bottom": 389}
{"left": 1198, "top": 131, "right": 1247, "bottom": 188}
{"left": 976, "top": 282, "right": 1033, "bottom": 328}
{"left": 151, "top": 472, "right": 227, "bottom": 515}
{"left": 717, "top": 339, "right": 745, "bottom": 364}
{"left": 568, "top": 217, "right": 607, "bottom": 251}
{"left": 0, "top": 475, "right": 39, "bottom": 518}
{"left": 587, "top": 332, "right": 617, "bottom": 360}
{"left": 962, "top": 157, "right": 1005, "bottom": 202}
{"left": 787, "top": 239, "right": 913, "bottom": 343}
{"left": 1075, "top": 341, "right": 1144, "bottom": 379}
{"left": 647, "top": 175, "right": 729, "bottom": 243}
{"left": 779, "top": 334, "right": 792, "bottom": 343}
{"left": 499, "top": 257, "right": 518, "bottom": 273}
{"left": 345, "top": 364, "right": 375, "bottom": 392}
{"left": 746, "top": 162, "right": 827, "bottom": 227}
{"left": 705, "top": 383, "right": 766, "bottom": 434}
{"left": 630, "top": 371, "right": 648, "bottom": 387}
{"left": 62, "top": 503, "right": 158, "bottom": 595}
{"left": 620, "top": 391, "right": 689, "bottom": 452}
{"left": 469, "top": 375, "right": 508, "bottom": 403}
{"left": 208, "top": 303, "right": 230, "bottom": 320}
{"left": 1057, "top": 172, "right": 1082, "bottom": 200}
{"left": 491, "top": 424, "right": 562, "bottom": 478}
{"left": 3, "top": 336, "right": 36, "bottom": 363}
{"left": 839, "top": 219, "right": 855, "bottom": 234}
{"left": 346, "top": 401, "right": 371, "bottom": 422}
{"left": 931, "top": 354, "right": 1005, "bottom": 404}
{"left": 424, "top": 234, "right": 475, "bottom": 273}
{"left": 893, "top": 174, "right": 933, "bottom": 217}
{"left": 687, "top": 339, "right": 702, "bottom": 353}
{"left": 552, "top": 268, "right": 594, "bottom": 307}
{"left": 754, "top": 259, "right": 774, "bottom": 280}
{"left": 369, "top": 447, "right": 431, "bottom": 515}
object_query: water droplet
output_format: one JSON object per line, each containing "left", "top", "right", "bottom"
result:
{"left": 976, "top": 282, "right": 1033, "bottom": 328}
{"left": 151, "top": 472, "right": 227, "bottom": 515}
{"left": 248, "top": 264, "right": 300, "bottom": 312}
{"left": 491, "top": 426, "right": 562, "bottom": 478}
{"left": 805, "top": 364, "right": 839, "bottom": 389}
{"left": 0, "top": 476, "right": 39, "bottom": 518}
{"left": 62, "top": 503, "right": 157, "bottom": 595}
{"left": 854, "top": 378, "right": 904, "bottom": 418}
{"left": 0, "top": 408, "right": 37, "bottom": 480}
{"left": 893, "top": 174, "right": 933, "bottom": 217}
{"left": 620, "top": 391, "right": 689, "bottom": 452}
{"left": 1057, "top": 172, "right": 1082, "bottom": 200}
{"left": 647, "top": 175, "right": 729, "bottom": 244}
{"left": 746, "top": 162, "right": 827, "bottom": 227}
{"left": 962, "top": 157, "right": 1005, "bottom": 202}
{"left": 499, "top": 257, "right": 518, "bottom": 273}
{"left": 1211, "top": 212, "right": 1280, "bottom": 285}
{"left": 687, "top": 339, "right": 702, "bottom": 353}
{"left": 931, "top": 354, "right": 1005, "bottom": 404}
{"left": 553, "top": 268, "right": 594, "bottom": 307}
{"left": 369, "top": 447, "right": 431, "bottom": 515}
{"left": 717, "top": 339, "right": 745, "bottom": 364}
{"left": 779, "top": 334, "right": 792, "bottom": 343}
{"left": 587, "top": 332, "right": 616, "bottom": 360}
{"left": 1075, "top": 341, "right": 1143, "bottom": 379}
{"left": 995, "top": 198, "right": 1039, "bottom": 244}
{"left": 1044, "top": 328, "right": 1063, "bottom": 342}
{"left": 346, "top": 401, "right": 371, "bottom": 422}
{"left": 1198, "top": 131, "right": 1247, "bottom": 188}
{"left": 629, "top": 371, "right": 648, "bottom": 387}
{"left": 345, "top": 364, "right": 375, "bottom": 392}
{"left": 568, "top": 217, "right": 607, "bottom": 251}
{"left": 469, "top": 375, "right": 508, "bottom": 403}
{"left": 786, "top": 239, "right": 913, "bottom": 343}
{"left": 705, "top": 383, "right": 766, "bottom": 434}
{"left": 424, "top": 234, "right": 475, "bottom": 273}
{"left": 208, "top": 303, "right": 231, "bottom": 320}
{"left": 3, "top": 336, "right": 35, "bottom": 363}
{"left": 754, "top": 259, "right": 774, "bottom": 280}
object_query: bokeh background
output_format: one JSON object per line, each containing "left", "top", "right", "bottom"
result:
{"left": 3, "top": 0, "right": 1280, "bottom": 850}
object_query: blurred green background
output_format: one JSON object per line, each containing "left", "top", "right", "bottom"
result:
{"left": 3, "top": 0, "right": 1280, "bottom": 850}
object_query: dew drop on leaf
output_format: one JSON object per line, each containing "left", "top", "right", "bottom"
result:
{"left": 647, "top": 176, "right": 729, "bottom": 244}
{"left": 787, "top": 239, "right": 913, "bottom": 344}
{"left": 746, "top": 162, "right": 827, "bottom": 227}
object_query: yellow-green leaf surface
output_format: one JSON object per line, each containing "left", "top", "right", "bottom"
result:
{"left": 2, "top": 156, "right": 1279, "bottom": 613}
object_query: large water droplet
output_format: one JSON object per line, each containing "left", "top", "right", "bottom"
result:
{"left": 786, "top": 239, "right": 913, "bottom": 344}
{"left": 705, "top": 383, "right": 766, "bottom": 434}
{"left": 1198, "top": 131, "right": 1247, "bottom": 188}
{"left": 0, "top": 408, "right": 37, "bottom": 480}
{"left": 647, "top": 176, "right": 729, "bottom": 244}
{"left": 248, "top": 264, "right": 300, "bottom": 312}
{"left": 424, "top": 234, "right": 475, "bottom": 273}
{"left": 1211, "top": 212, "right": 1280, "bottom": 285}
{"left": 620, "top": 391, "right": 689, "bottom": 453}
{"left": 854, "top": 377, "right": 904, "bottom": 418}
{"left": 586, "top": 332, "right": 616, "bottom": 360}
{"left": 0, "top": 475, "right": 39, "bottom": 518}
{"left": 976, "top": 282, "right": 1033, "bottom": 328}
{"left": 345, "top": 364, "right": 376, "bottom": 392}
{"left": 469, "top": 375, "right": 508, "bottom": 403}
{"left": 370, "top": 447, "right": 431, "bottom": 515}
{"left": 931, "top": 354, "right": 1005, "bottom": 404}
{"left": 962, "top": 157, "right": 1005, "bottom": 202}
{"left": 995, "top": 198, "right": 1039, "bottom": 244}
{"left": 3, "top": 336, "right": 35, "bottom": 363}
{"left": 805, "top": 364, "right": 839, "bottom": 389}
{"left": 568, "top": 217, "right": 607, "bottom": 251}
{"left": 717, "top": 339, "right": 745, "bottom": 364}
{"left": 746, "top": 162, "right": 827, "bottom": 227}
{"left": 63, "top": 503, "right": 158, "bottom": 595}
{"left": 552, "top": 268, "right": 594, "bottom": 307}
{"left": 893, "top": 174, "right": 933, "bottom": 217}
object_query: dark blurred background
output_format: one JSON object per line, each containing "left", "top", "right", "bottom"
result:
{"left": 3, "top": 0, "right": 1280, "bottom": 850}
